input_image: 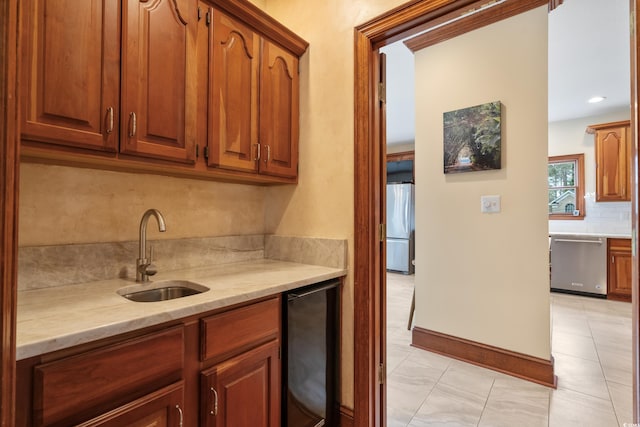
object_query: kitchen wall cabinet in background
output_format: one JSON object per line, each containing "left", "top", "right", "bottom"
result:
{"left": 19, "top": 0, "right": 308, "bottom": 184}
{"left": 607, "top": 238, "right": 632, "bottom": 302}
{"left": 589, "top": 120, "right": 631, "bottom": 202}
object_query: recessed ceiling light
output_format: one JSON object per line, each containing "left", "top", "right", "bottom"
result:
{"left": 588, "top": 96, "right": 606, "bottom": 104}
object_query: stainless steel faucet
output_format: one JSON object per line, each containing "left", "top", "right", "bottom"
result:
{"left": 136, "top": 209, "right": 166, "bottom": 282}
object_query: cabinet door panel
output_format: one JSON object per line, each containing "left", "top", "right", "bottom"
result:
{"left": 76, "top": 382, "right": 184, "bottom": 427}
{"left": 595, "top": 124, "right": 630, "bottom": 201}
{"left": 209, "top": 9, "right": 259, "bottom": 172}
{"left": 607, "top": 238, "right": 632, "bottom": 302}
{"left": 259, "top": 41, "right": 299, "bottom": 178}
{"left": 34, "top": 326, "right": 184, "bottom": 426}
{"left": 122, "top": 0, "right": 196, "bottom": 163}
{"left": 201, "top": 341, "right": 280, "bottom": 427}
{"left": 21, "top": 0, "right": 120, "bottom": 151}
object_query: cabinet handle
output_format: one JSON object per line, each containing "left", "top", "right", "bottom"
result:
{"left": 106, "top": 107, "right": 114, "bottom": 134}
{"left": 210, "top": 387, "right": 218, "bottom": 416}
{"left": 612, "top": 255, "right": 615, "bottom": 264}
{"left": 254, "top": 143, "right": 261, "bottom": 161}
{"left": 175, "top": 405, "right": 183, "bottom": 427}
{"left": 129, "top": 112, "right": 137, "bottom": 137}
{"left": 264, "top": 144, "right": 271, "bottom": 163}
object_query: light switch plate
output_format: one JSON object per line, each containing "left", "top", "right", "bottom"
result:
{"left": 481, "top": 195, "right": 501, "bottom": 213}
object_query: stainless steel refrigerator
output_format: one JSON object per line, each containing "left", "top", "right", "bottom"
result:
{"left": 386, "top": 183, "right": 415, "bottom": 274}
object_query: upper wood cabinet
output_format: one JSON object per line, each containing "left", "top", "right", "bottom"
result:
{"left": 120, "top": 0, "right": 197, "bottom": 164}
{"left": 207, "top": 8, "right": 260, "bottom": 173}
{"left": 258, "top": 40, "right": 299, "bottom": 178}
{"left": 589, "top": 120, "right": 631, "bottom": 202}
{"left": 20, "top": 0, "right": 121, "bottom": 152}
{"left": 20, "top": 0, "right": 308, "bottom": 184}
{"left": 203, "top": 6, "right": 301, "bottom": 179}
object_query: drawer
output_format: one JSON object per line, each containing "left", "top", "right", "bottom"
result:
{"left": 34, "top": 326, "right": 184, "bottom": 427}
{"left": 201, "top": 297, "right": 280, "bottom": 362}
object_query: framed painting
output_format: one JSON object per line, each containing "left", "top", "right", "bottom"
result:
{"left": 443, "top": 101, "right": 502, "bottom": 174}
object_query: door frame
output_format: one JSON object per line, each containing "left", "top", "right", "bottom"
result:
{"left": 353, "top": 0, "right": 640, "bottom": 424}
{"left": 0, "top": 0, "right": 19, "bottom": 425}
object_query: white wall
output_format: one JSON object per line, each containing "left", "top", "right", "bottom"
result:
{"left": 548, "top": 108, "right": 631, "bottom": 236}
{"left": 414, "top": 7, "right": 551, "bottom": 359}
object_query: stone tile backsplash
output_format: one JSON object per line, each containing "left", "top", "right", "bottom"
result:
{"left": 18, "top": 234, "right": 347, "bottom": 291}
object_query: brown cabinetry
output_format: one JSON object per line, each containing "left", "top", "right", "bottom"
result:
{"left": 607, "top": 238, "right": 632, "bottom": 302}
{"left": 17, "top": 297, "right": 283, "bottom": 427}
{"left": 31, "top": 326, "right": 184, "bottom": 426}
{"left": 20, "top": 0, "right": 121, "bottom": 152}
{"left": 202, "top": 6, "right": 300, "bottom": 179}
{"left": 201, "top": 341, "right": 280, "bottom": 427}
{"left": 76, "top": 382, "right": 185, "bottom": 427}
{"left": 120, "top": 0, "right": 197, "bottom": 163}
{"left": 199, "top": 297, "right": 281, "bottom": 427}
{"left": 589, "top": 121, "right": 631, "bottom": 202}
{"left": 20, "top": 0, "right": 308, "bottom": 184}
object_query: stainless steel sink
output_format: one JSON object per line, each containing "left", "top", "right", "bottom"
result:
{"left": 118, "top": 280, "right": 209, "bottom": 302}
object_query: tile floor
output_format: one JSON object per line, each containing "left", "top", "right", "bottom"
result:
{"left": 386, "top": 272, "right": 634, "bottom": 427}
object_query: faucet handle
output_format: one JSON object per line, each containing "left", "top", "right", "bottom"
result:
{"left": 145, "top": 245, "right": 158, "bottom": 277}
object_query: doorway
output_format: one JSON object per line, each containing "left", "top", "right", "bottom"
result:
{"left": 353, "top": 1, "right": 640, "bottom": 426}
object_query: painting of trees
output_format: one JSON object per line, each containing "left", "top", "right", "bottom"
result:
{"left": 443, "top": 101, "right": 502, "bottom": 173}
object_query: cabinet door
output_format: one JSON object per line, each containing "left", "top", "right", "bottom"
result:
{"left": 259, "top": 41, "right": 299, "bottom": 178}
{"left": 608, "top": 238, "right": 632, "bottom": 302}
{"left": 201, "top": 341, "right": 280, "bottom": 427}
{"left": 208, "top": 9, "right": 260, "bottom": 173}
{"left": 77, "top": 382, "right": 184, "bottom": 427}
{"left": 121, "top": 0, "right": 197, "bottom": 164}
{"left": 595, "top": 124, "right": 630, "bottom": 201}
{"left": 20, "top": 0, "right": 120, "bottom": 152}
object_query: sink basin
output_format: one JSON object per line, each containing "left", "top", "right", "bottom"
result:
{"left": 118, "top": 280, "right": 209, "bottom": 303}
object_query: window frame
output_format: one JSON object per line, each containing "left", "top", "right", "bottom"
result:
{"left": 548, "top": 153, "right": 585, "bottom": 220}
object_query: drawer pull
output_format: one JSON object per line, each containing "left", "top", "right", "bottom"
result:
{"left": 106, "top": 107, "right": 114, "bottom": 134}
{"left": 176, "top": 404, "right": 183, "bottom": 427}
{"left": 129, "top": 112, "right": 137, "bottom": 137}
{"left": 210, "top": 387, "right": 218, "bottom": 416}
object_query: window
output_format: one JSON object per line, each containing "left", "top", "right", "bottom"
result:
{"left": 548, "top": 154, "right": 585, "bottom": 220}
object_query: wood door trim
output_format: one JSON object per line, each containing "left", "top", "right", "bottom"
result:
{"left": 0, "top": 0, "right": 19, "bottom": 424}
{"left": 412, "top": 327, "right": 557, "bottom": 388}
{"left": 355, "top": 0, "right": 619, "bottom": 425}
{"left": 386, "top": 151, "right": 414, "bottom": 162}
{"left": 404, "top": 0, "right": 547, "bottom": 52}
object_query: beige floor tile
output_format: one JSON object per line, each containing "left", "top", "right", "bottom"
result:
{"left": 478, "top": 378, "right": 550, "bottom": 427}
{"left": 386, "top": 276, "right": 633, "bottom": 426}
{"left": 409, "top": 383, "right": 486, "bottom": 426}
{"left": 552, "top": 330, "right": 599, "bottom": 361}
{"left": 554, "top": 352, "right": 611, "bottom": 400}
{"left": 608, "top": 381, "right": 633, "bottom": 426}
{"left": 549, "top": 388, "right": 618, "bottom": 427}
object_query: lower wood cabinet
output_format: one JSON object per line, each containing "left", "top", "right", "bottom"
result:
{"left": 17, "top": 296, "right": 281, "bottom": 427}
{"left": 607, "top": 238, "right": 632, "bottom": 302}
{"left": 76, "top": 382, "right": 185, "bottom": 427}
{"left": 200, "top": 341, "right": 280, "bottom": 427}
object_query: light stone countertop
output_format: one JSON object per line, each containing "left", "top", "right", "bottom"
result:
{"left": 17, "top": 259, "right": 347, "bottom": 360}
{"left": 548, "top": 232, "right": 632, "bottom": 239}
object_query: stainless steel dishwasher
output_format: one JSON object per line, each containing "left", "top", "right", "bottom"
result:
{"left": 550, "top": 235, "right": 607, "bottom": 297}
{"left": 283, "top": 279, "right": 339, "bottom": 427}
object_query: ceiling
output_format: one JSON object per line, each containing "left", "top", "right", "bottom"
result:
{"left": 382, "top": 0, "right": 631, "bottom": 145}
